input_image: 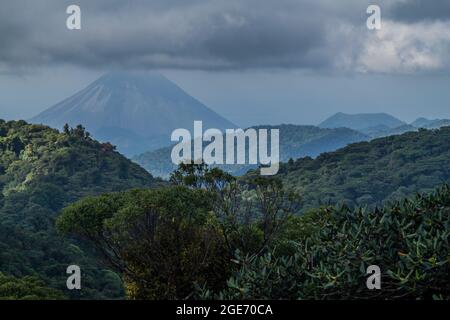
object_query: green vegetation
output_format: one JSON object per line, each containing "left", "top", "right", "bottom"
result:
{"left": 57, "top": 164, "right": 300, "bottom": 299}
{"left": 58, "top": 186, "right": 228, "bottom": 299}
{"left": 58, "top": 163, "right": 449, "bottom": 300}
{"left": 204, "top": 186, "right": 450, "bottom": 299}
{"left": 273, "top": 127, "right": 450, "bottom": 212}
{"left": 1, "top": 119, "right": 449, "bottom": 300}
{"left": 0, "top": 119, "right": 159, "bottom": 298}
{"left": 0, "top": 273, "right": 65, "bottom": 300}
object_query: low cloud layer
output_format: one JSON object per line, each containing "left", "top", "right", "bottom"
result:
{"left": 1, "top": 0, "right": 449, "bottom": 74}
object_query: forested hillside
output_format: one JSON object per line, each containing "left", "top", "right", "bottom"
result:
{"left": 273, "top": 127, "right": 450, "bottom": 212}
{"left": 0, "top": 120, "right": 160, "bottom": 298}
{"left": 134, "top": 125, "right": 368, "bottom": 178}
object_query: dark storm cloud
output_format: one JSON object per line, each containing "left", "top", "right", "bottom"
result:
{"left": 389, "top": 0, "right": 450, "bottom": 22}
{"left": 0, "top": 0, "right": 448, "bottom": 73}
{"left": 0, "top": 0, "right": 367, "bottom": 71}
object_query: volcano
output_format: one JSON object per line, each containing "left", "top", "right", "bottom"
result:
{"left": 31, "top": 72, "right": 235, "bottom": 156}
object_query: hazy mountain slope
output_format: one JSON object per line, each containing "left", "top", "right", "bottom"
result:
{"left": 361, "top": 124, "right": 417, "bottom": 138}
{"left": 271, "top": 127, "right": 450, "bottom": 212}
{"left": 410, "top": 117, "right": 450, "bottom": 128}
{"left": 134, "top": 124, "right": 369, "bottom": 178}
{"left": 30, "top": 72, "right": 235, "bottom": 156}
{"left": 0, "top": 119, "right": 160, "bottom": 298}
{"left": 319, "top": 112, "right": 405, "bottom": 131}
{"left": 411, "top": 117, "right": 436, "bottom": 128}
{"left": 362, "top": 118, "right": 450, "bottom": 139}
{"left": 415, "top": 118, "right": 450, "bottom": 129}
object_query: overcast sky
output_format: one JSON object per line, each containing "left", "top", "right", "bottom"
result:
{"left": 1, "top": 0, "right": 449, "bottom": 126}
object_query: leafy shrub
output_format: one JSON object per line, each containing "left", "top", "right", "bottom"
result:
{"left": 204, "top": 186, "right": 450, "bottom": 300}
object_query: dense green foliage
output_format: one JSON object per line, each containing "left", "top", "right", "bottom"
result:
{"left": 0, "top": 272, "right": 65, "bottom": 300}
{"left": 274, "top": 127, "right": 450, "bottom": 212}
{"left": 0, "top": 119, "right": 159, "bottom": 298}
{"left": 57, "top": 164, "right": 299, "bottom": 299}
{"left": 203, "top": 187, "right": 450, "bottom": 299}
{"left": 58, "top": 186, "right": 229, "bottom": 299}
{"left": 134, "top": 125, "right": 368, "bottom": 178}
{"left": 200, "top": 185, "right": 450, "bottom": 299}
{"left": 58, "top": 162, "right": 449, "bottom": 300}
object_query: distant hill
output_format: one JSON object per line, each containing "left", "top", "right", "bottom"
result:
{"left": 268, "top": 126, "right": 450, "bottom": 213}
{"left": 0, "top": 120, "right": 160, "bottom": 298}
{"left": 134, "top": 124, "right": 368, "bottom": 178}
{"left": 411, "top": 117, "right": 435, "bottom": 128}
{"left": 360, "top": 124, "right": 417, "bottom": 139}
{"left": 30, "top": 72, "right": 235, "bottom": 156}
{"left": 361, "top": 117, "right": 450, "bottom": 139}
{"left": 427, "top": 119, "right": 450, "bottom": 128}
{"left": 319, "top": 112, "right": 405, "bottom": 131}
{"left": 318, "top": 113, "right": 450, "bottom": 139}
{"left": 411, "top": 117, "right": 450, "bottom": 129}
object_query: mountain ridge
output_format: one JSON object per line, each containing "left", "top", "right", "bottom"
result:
{"left": 134, "top": 124, "right": 369, "bottom": 178}
{"left": 318, "top": 112, "right": 405, "bottom": 130}
{"left": 318, "top": 112, "right": 450, "bottom": 139}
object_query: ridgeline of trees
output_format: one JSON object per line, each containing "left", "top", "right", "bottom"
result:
{"left": 271, "top": 127, "right": 450, "bottom": 212}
